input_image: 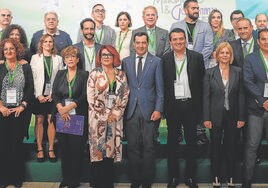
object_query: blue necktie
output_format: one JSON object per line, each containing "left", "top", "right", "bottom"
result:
{"left": 137, "top": 56, "right": 143, "bottom": 83}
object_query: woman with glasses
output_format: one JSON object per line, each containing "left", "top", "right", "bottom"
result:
{"left": 52, "top": 46, "right": 88, "bottom": 188}
{"left": 87, "top": 45, "right": 129, "bottom": 188}
{"left": 30, "top": 34, "right": 63, "bottom": 162}
{"left": 0, "top": 38, "right": 34, "bottom": 187}
{"left": 115, "top": 11, "right": 132, "bottom": 62}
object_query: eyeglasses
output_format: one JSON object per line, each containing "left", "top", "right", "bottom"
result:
{"left": 4, "top": 47, "right": 15, "bottom": 52}
{"left": 0, "top": 14, "right": 12, "bottom": 18}
{"left": 101, "top": 53, "right": 113, "bottom": 58}
{"left": 94, "top": 9, "right": 105, "bottom": 14}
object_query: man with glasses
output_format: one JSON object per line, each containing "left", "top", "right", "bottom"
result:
{"left": 0, "top": 9, "right": 13, "bottom": 40}
{"left": 230, "top": 10, "right": 245, "bottom": 40}
{"left": 74, "top": 18, "right": 101, "bottom": 72}
{"left": 30, "top": 11, "right": 72, "bottom": 54}
{"left": 77, "top": 4, "right": 115, "bottom": 46}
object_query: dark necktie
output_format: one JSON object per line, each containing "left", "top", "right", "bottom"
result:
{"left": 137, "top": 56, "right": 143, "bottom": 83}
{"left": 242, "top": 42, "right": 248, "bottom": 56}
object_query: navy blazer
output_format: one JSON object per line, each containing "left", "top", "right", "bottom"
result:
{"left": 244, "top": 50, "right": 268, "bottom": 116}
{"left": 203, "top": 65, "right": 245, "bottom": 127}
{"left": 122, "top": 53, "right": 164, "bottom": 121}
{"left": 74, "top": 41, "right": 101, "bottom": 71}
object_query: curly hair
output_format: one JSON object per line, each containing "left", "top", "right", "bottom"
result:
{"left": 0, "top": 38, "right": 25, "bottom": 61}
{"left": 1, "top": 24, "right": 28, "bottom": 49}
{"left": 96, "top": 45, "right": 121, "bottom": 68}
{"left": 37, "top": 34, "right": 57, "bottom": 56}
{"left": 61, "top": 45, "right": 79, "bottom": 58}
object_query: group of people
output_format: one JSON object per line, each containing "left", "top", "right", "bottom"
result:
{"left": 0, "top": 0, "right": 268, "bottom": 188}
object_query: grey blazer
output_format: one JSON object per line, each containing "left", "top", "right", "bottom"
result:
{"left": 170, "top": 19, "right": 213, "bottom": 68}
{"left": 130, "top": 25, "right": 170, "bottom": 58}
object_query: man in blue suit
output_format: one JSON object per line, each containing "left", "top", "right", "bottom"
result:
{"left": 243, "top": 28, "right": 268, "bottom": 188}
{"left": 122, "top": 32, "right": 164, "bottom": 188}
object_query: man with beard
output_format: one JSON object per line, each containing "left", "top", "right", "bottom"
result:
{"left": 252, "top": 13, "right": 268, "bottom": 40}
{"left": 74, "top": 18, "right": 101, "bottom": 72}
{"left": 170, "top": 0, "right": 213, "bottom": 145}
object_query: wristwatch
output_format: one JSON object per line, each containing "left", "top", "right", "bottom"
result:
{"left": 20, "top": 101, "right": 28, "bottom": 109}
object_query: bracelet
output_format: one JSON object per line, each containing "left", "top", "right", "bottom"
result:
{"left": 20, "top": 103, "right": 27, "bottom": 109}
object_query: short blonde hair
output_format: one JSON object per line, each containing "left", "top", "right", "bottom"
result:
{"left": 215, "top": 42, "right": 234, "bottom": 64}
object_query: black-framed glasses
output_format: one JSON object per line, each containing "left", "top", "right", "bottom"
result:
{"left": 94, "top": 9, "right": 105, "bottom": 14}
{"left": 101, "top": 53, "right": 113, "bottom": 58}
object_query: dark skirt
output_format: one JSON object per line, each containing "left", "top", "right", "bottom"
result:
{"left": 32, "top": 98, "right": 53, "bottom": 115}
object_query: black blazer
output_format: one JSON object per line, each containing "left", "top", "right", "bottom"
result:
{"left": 203, "top": 65, "right": 245, "bottom": 127}
{"left": 162, "top": 49, "right": 205, "bottom": 121}
{"left": 229, "top": 38, "right": 259, "bottom": 68}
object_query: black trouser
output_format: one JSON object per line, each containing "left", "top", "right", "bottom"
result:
{"left": 91, "top": 158, "right": 114, "bottom": 188}
{"left": 166, "top": 99, "right": 197, "bottom": 180}
{"left": 126, "top": 105, "right": 156, "bottom": 185}
{"left": 58, "top": 133, "right": 85, "bottom": 185}
{"left": 210, "top": 109, "right": 238, "bottom": 180}
{"left": 0, "top": 113, "right": 26, "bottom": 185}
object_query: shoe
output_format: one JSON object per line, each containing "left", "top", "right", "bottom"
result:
{"left": 242, "top": 181, "right": 251, "bottom": 188}
{"left": 227, "top": 177, "right": 235, "bottom": 188}
{"left": 142, "top": 183, "right": 151, "bottom": 188}
{"left": 256, "top": 157, "right": 261, "bottom": 164}
{"left": 178, "top": 128, "right": 183, "bottom": 143}
{"left": 13, "top": 182, "right": 23, "bottom": 188}
{"left": 197, "top": 133, "right": 209, "bottom": 145}
{"left": 37, "top": 150, "right": 45, "bottom": 162}
{"left": 167, "top": 178, "right": 178, "bottom": 188}
{"left": 185, "top": 178, "right": 198, "bottom": 188}
{"left": 48, "top": 150, "right": 57, "bottom": 162}
{"left": 59, "top": 181, "right": 68, "bottom": 188}
{"left": 212, "top": 177, "right": 221, "bottom": 188}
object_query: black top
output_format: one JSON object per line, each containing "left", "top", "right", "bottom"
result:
{"left": 186, "top": 22, "right": 196, "bottom": 43}
{"left": 42, "top": 56, "right": 52, "bottom": 95}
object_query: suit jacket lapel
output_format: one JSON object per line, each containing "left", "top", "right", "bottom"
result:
{"left": 155, "top": 26, "right": 161, "bottom": 56}
{"left": 186, "top": 50, "right": 192, "bottom": 85}
{"left": 80, "top": 42, "right": 86, "bottom": 69}
{"left": 193, "top": 20, "right": 200, "bottom": 46}
{"left": 228, "top": 66, "right": 236, "bottom": 94}
{"left": 215, "top": 66, "right": 225, "bottom": 90}
{"left": 139, "top": 53, "right": 153, "bottom": 86}
{"left": 130, "top": 54, "right": 138, "bottom": 85}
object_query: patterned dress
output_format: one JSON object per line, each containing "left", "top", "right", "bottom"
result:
{"left": 87, "top": 67, "right": 129, "bottom": 162}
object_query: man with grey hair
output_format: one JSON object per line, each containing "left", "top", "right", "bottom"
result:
{"left": 252, "top": 13, "right": 268, "bottom": 39}
{"left": 30, "top": 11, "right": 72, "bottom": 54}
{"left": 0, "top": 8, "right": 13, "bottom": 40}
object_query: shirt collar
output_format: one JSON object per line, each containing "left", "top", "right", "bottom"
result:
{"left": 43, "top": 28, "right": 60, "bottom": 35}
{"left": 136, "top": 52, "right": 148, "bottom": 60}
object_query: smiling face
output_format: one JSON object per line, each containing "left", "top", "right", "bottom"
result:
{"left": 82, "top": 21, "right": 95, "bottom": 41}
{"left": 42, "top": 36, "right": 54, "bottom": 53}
{"left": 3, "top": 42, "right": 17, "bottom": 61}
{"left": 217, "top": 47, "right": 232, "bottom": 65}
{"left": 133, "top": 35, "right": 149, "bottom": 56}
{"left": 142, "top": 7, "right": 158, "bottom": 29}
{"left": 170, "top": 31, "right": 186, "bottom": 53}
{"left": 101, "top": 48, "right": 114, "bottom": 68}
{"left": 237, "top": 19, "right": 253, "bottom": 41}
{"left": 184, "top": 2, "right": 199, "bottom": 21}
{"left": 9, "top": 29, "right": 21, "bottom": 42}
{"left": 258, "top": 31, "right": 268, "bottom": 54}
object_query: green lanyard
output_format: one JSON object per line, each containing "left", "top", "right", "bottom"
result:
{"left": 44, "top": 56, "right": 53, "bottom": 79}
{"left": 0, "top": 30, "right": 2, "bottom": 39}
{"left": 84, "top": 46, "right": 95, "bottom": 65}
{"left": 243, "top": 39, "right": 254, "bottom": 57}
{"left": 117, "top": 30, "right": 129, "bottom": 53}
{"left": 175, "top": 58, "right": 186, "bottom": 80}
{"left": 260, "top": 50, "right": 268, "bottom": 74}
{"left": 95, "top": 28, "right": 104, "bottom": 43}
{"left": 213, "top": 32, "right": 219, "bottom": 48}
{"left": 186, "top": 24, "right": 195, "bottom": 41}
{"left": 5, "top": 61, "right": 18, "bottom": 85}
{"left": 104, "top": 69, "right": 116, "bottom": 92}
{"left": 148, "top": 29, "right": 155, "bottom": 47}
{"left": 66, "top": 70, "right": 77, "bottom": 98}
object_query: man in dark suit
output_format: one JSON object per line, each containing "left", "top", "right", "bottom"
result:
{"left": 229, "top": 18, "right": 259, "bottom": 68}
{"left": 252, "top": 13, "right": 268, "bottom": 40}
{"left": 130, "top": 5, "right": 170, "bottom": 58}
{"left": 163, "top": 28, "right": 205, "bottom": 188}
{"left": 122, "top": 32, "right": 164, "bottom": 188}
{"left": 74, "top": 18, "right": 101, "bottom": 72}
{"left": 243, "top": 28, "right": 268, "bottom": 188}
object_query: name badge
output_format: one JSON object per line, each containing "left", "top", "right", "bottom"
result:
{"left": 6, "top": 88, "right": 17, "bottom": 105}
{"left": 264, "top": 83, "right": 268, "bottom": 97}
{"left": 65, "top": 98, "right": 76, "bottom": 115}
{"left": 188, "top": 42, "right": 193, "bottom": 50}
{"left": 43, "top": 83, "right": 51, "bottom": 96}
{"left": 174, "top": 81, "right": 185, "bottom": 97}
{"left": 107, "top": 94, "right": 115, "bottom": 109}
